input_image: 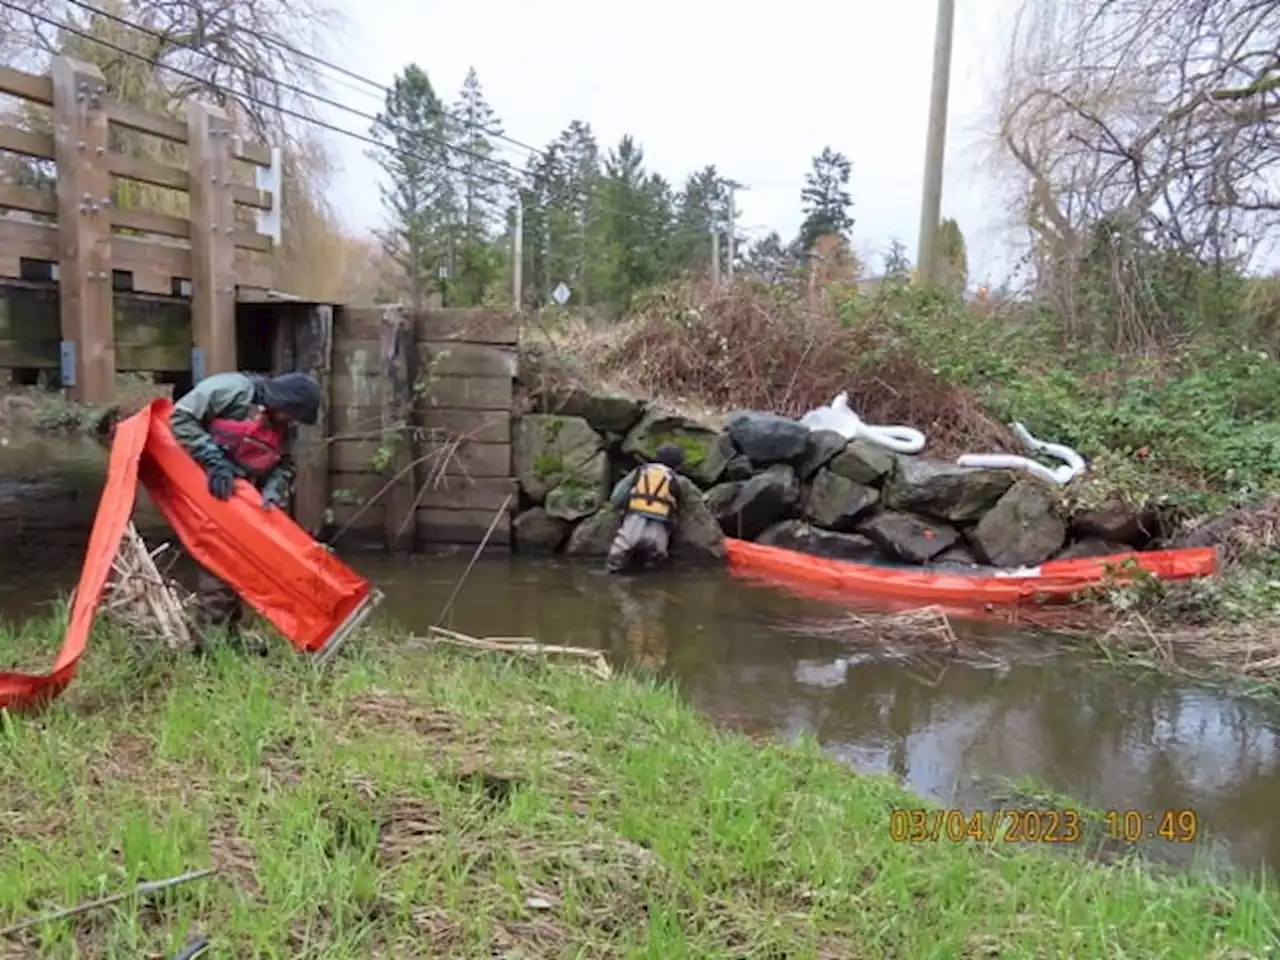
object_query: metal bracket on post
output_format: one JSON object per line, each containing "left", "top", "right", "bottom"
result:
{"left": 254, "top": 146, "right": 282, "bottom": 246}
{"left": 191, "top": 346, "right": 206, "bottom": 383}
{"left": 59, "top": 340, "right": 77, "bottom": 388}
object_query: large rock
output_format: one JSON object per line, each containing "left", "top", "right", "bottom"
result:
{"left": 726, "top": 411, "right": 810, "bottom": 465}
{"left": 883, "top": 457, "right": 1015, "bottom": 522}
{"left": 512, "top": 508, "right": 571, "bottom": 552}
{"left": 802, "top": 469, "right": 880, "bottom": 532}
{"left": 544, "top": 451, "right": 610, "bottom": 522}
{"left": 970, "top": 480, "right": 1068, "bottom": 567}
{"left": 798, "top": 429, "right": 849, "bottom": 480}
{"left": 514, "top": 414, "right": 604, "bottom": 503}
{"left": 757, "top": 520, "right": 882, "bottom": 563}
{"left": 704, "top": 480, "right": 747, "bottom": 535}
{"left": 1054, "top": 538, "right": 1132, "bottom": 561}
{"left": 828, "top": 440, "right": 895, "bottom": 485}
{"left": 723, "top": 454, "right": 755, "bottom": 482}
{"left": 930, "top": 544, "right": 982, "bottom": 570}
{"left": 1073, "top": 500, "right": 1164, "bottom": 547}
{"left": 539, "top": 386, "right": 646, "bottom": 434}
{"left": 725, "top": 464, "right": 801, "bottom": 540}
{"left": 856, "top": 510, "right": 959, "bottom": 563}
{"left": 622, "top": 409, "right": 728, "bottom": 487}
{"left": 565, "top": 507, "right": 623, "bottom": 557}
{"left": 670, "top": 476, "right": 726, "bottom": 563}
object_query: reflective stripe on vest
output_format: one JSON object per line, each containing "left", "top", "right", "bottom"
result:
{"left": 627, "top": 463, "right": 676, "bottom": 519}
{"left": 208, "top": 408, "right": 286, "bottom": 476}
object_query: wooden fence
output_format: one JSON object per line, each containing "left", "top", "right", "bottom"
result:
{"left": 324, "top": 306, "right": 519, "bottom": 551}
{"left": 0, "top": 56, "right": 279, "bottom": 401}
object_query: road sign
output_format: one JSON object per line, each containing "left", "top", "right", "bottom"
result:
{"left": 551, "top": 282, "right": 571, "bottom": 306}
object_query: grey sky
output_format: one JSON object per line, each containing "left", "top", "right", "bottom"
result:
{"left": 322, "top": 0, "right": 1026, "bottom": 283}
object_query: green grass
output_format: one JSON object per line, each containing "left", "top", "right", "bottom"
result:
{"left": 1, "top": 612, "right": 1278, "bottom": 958}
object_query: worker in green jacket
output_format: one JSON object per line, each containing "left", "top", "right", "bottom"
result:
{"left": 169, "top": 370, "right": 321, "bottom": 645}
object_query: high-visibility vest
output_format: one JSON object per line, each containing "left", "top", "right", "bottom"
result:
{"left": 627, "top": 463, "right": 677, "bottom": 519}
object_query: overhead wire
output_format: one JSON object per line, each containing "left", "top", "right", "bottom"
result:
{"left": 54, "top": 0, "right": 539, "bottom": 183}
{"left": 55, "top": 0, "right": 758, "bottom": 242}
{"left": 3, "top": 0, "right": 524, "bottom": 192}
{"left": 3, "top": 0, "right": 755, "bottom": 253}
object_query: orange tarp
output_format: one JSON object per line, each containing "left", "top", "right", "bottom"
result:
{"left": 0, "top": 398, "right": 372, "bottom": 711}
{"left": 725, "top": 537, "right": 1218, "bottom": 614}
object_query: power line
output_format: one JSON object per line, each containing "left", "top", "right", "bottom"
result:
{"left": 53, "top": 0, "right": 757, "bottom": 240}
{"left": 4, "top": 0, "right": 523, "bottom": 192}
{"left": 56, "top": 0, "right": 538, "bottom": 182}
{"left": 3, "top": 1, "right": 758, "bottom": 253}
{"left": 59, "top": 0, "right": 552, "bottom": 163}
{"left": 16, "top": 1, "right": 671, "bottom": 226}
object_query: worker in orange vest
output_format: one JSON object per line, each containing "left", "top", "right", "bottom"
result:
{"left": 605, "top": 444, "right": 685, "bottom": 574}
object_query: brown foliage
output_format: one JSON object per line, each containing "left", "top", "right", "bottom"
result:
{"left": 591, "top": 281, "right": 1013, "bottom": 456}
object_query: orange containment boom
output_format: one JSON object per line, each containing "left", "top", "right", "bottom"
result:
{"left": 724, "top": 537, "right": 1218, "bottom": 611}
{"left": 0, "top": 398, "right": 380, "bottom": 712}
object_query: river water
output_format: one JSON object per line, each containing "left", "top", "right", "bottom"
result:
{"left": 4, "top": 435, "right": 1280, "bottom": 880}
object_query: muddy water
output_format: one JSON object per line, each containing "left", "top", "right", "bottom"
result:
{"left": 5, "top": 441, "right": 1280, "bottom": 880}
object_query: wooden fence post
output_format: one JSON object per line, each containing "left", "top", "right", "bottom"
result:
{"left": 51, "top": 56, "right": 115, "bottom": 402}
{"left": 186, "top": 100, "right": 237, "bottom": 379}
{"left": 380, "top": 305, "right": 415, "bottom": 552}
{"left": 292, "top": 304, "right": 334, "bottom": 535}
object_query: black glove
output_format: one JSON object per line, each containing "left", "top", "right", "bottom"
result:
{"left": 261, "top": 471, "right": 289, "bottom": 510}
{"left": 207, "top": 459, "right": 236, "bottom": 500}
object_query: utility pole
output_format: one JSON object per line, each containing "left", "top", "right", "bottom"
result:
{"left": 915, "top": 0, "right": 956, "bottom": 286}
{"left": 726, "top": 194, "right": 736, "bottom": 282}
{"left": 711, "top": 227, "right": 721, "bottom": 286}
{"left": 724, "top": 180, "right": 747, "bottom": 282}
{"left": 512, "top": 193, "right": 524, "bottom": 310}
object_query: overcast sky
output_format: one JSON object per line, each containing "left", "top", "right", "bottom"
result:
{"left": 319, "top": 0, "right": 1028, "bottom": 284}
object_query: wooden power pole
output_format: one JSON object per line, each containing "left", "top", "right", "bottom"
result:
{"left": 512, "top": 193, "right": 524, "bottom": 310}
{"left": 915, "top": 0, "right": 956, "bottom": 286}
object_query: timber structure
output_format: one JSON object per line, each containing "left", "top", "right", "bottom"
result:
{"left": 0, "top": 59, "right": 519, "bottom": 551}
{"left": 0, "top": 57, "right": 280, "bottom": 401}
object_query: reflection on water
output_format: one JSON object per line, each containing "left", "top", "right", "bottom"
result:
{"left": 4, "top": 444, "right": 1280, "bottom": 878}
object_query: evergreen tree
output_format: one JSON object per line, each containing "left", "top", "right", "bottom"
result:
{"left": 368, "top": 63, "right": 454, "bottom": 309}
{"left": 883, "top": 237, "right": 911, "bottom": 277}
{"left": 672, "top": 166, "right": 728, "bottom": 277}
{"left": 543, "top": 121, "right": 601, "bottom": 304}
{"left": 592, "top": 135, "right": 675, "bottom": 310}
{"left": 520, "top": 145, "right": 560, "bottom": 308}
{"left": 796, "top": 147, "right": 854, "bottom": 255}
{"left": 935, "top": 218, "right": 969, "bottom": 294}
{"left": 448, "top": 67, "right": 507, "bottom": 305}
{"left": 745, "top": 231, "right": 794, "bottom": 284}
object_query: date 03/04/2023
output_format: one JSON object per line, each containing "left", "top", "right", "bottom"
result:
{"left": 889, "top": 808, "right": 1200, "bottom": 844}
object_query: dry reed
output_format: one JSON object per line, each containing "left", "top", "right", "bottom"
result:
{"left": 101, "top": 524, "right": 195, "bottom": 651}
{"left": 525, "top": 281, "right": 1016, "bottom": 457}
{"left": 411, "top": 626, "right": 613, "bottom": 681}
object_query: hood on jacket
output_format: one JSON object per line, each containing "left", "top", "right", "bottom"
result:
{"left": 256, "top": 372, "right": 321, "bottom": 425}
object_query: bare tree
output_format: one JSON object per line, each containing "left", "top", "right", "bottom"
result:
{"left": 3, "top": 0, "right": 344, "bottom": 139}
{"left": 995, "top": 0, "right": 1280, "bottom": 342}
{"left": 0, "top": 0, "right": 354, "bottom": 298}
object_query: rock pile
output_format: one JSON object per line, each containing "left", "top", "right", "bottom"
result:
{"left": 511, "top": 388, "right": 1154, "bottom": 570}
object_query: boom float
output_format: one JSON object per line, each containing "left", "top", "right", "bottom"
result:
{"left": 0, "top": 398, "right": 381, "bottom": 712}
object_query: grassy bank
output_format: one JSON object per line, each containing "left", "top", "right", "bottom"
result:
{"left": 1, "top": 614, "right": 1276, "bottom": 957}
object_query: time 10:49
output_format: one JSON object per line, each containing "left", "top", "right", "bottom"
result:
{"left": 1106, "top": 809, "right": 1199, "bottom": 843}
